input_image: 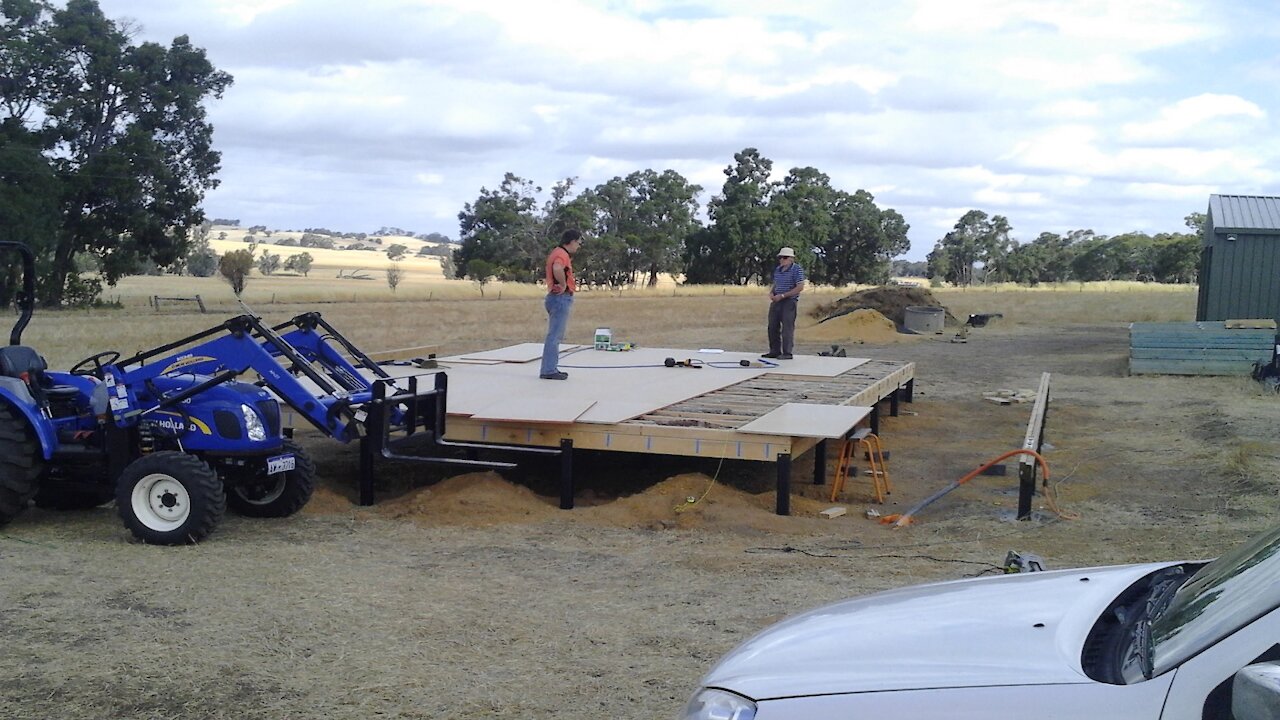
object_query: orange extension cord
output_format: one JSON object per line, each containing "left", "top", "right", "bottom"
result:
{"left": 881, "top": 448, "right": 1077, "bottom": 527}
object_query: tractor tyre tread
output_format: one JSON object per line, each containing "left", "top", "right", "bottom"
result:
{"left": 226, "top": 439, "right": 316, "bottom": 518}
{"left": 115, "top": 452, "right": 225, "bottom": 545}
{"left": 0, "top": 403, "right": 43, "bottom": 525}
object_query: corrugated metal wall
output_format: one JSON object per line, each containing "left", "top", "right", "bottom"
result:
{"left": 1199, "top": 195, "right": 1280, "bottom": 323}
{"left": 1200, "top": 233, "right": 1280, "bottom": 322}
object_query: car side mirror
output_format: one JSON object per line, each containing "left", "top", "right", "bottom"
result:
{"left": 1233, "top": 661, "right": 1280, "bottom": 719}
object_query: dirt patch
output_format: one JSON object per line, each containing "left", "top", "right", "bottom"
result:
{"left": 812, "top": 285, "right": 960, "bottom": 328}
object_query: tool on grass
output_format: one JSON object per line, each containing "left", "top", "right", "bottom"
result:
{"left": 1003, "top": 551, "right": 1047, "bottom": 573}
{"left": 880, "top": 448, "right": 1049, "bottom": 528}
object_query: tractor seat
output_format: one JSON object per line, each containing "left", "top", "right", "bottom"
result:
{"left": 0, "top": 345, "right": 78, "bottom": 401}
{"left": 0, "top": 345, "right": 47, "bottom": 379}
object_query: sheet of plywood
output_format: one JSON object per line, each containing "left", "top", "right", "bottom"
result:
{"left": 451, "top": 343, "right": 585, "bottom": 363}
{"left": 763, "top": 355, "right": 869, "bottom": 377}
{"left": 468, "top": 397, "right": 596, "bottom": 423}
{"left": 736, "top": 403, "right": 873, "bottom": 438}
{"left": 377, "top": 345, "right": 876, "bottom": 424}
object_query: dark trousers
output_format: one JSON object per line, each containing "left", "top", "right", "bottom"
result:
{"left": 767, "top": 298, "right": 798, "bottom": 355}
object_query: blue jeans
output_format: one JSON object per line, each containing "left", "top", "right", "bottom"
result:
{"left": 541, "top": 292, "right": 574, "bottom": 375}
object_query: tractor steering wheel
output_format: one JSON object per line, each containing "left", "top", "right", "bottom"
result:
{"left": 70, "top": 350, "right": 121, "bottom": 378}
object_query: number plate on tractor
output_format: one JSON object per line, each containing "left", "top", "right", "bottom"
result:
{"left": 266, "top": 454, "right": 295, "bottom": 475}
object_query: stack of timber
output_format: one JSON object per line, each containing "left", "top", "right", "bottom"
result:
{"left": 1129, "top": 321, "right": 1277, "bottom": 376}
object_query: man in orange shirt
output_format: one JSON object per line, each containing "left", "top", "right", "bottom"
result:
{"left": 539, "top": 229, "right": 583, "bottom": 379}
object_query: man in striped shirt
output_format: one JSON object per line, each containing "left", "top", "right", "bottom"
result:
{"left": 763, "top": 246, "right": 805, "bottom": 360}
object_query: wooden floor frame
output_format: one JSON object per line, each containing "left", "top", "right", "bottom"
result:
{"left": 442, "top": 359, "right": 916, "bottom": 515}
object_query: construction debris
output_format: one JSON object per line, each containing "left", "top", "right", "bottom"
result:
{"left": 983, "top": 388, "right": 1037, "bottom": 405}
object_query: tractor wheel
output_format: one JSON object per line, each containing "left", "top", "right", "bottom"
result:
{"left": 0, "top": 403, "right": 43, "bottom": 526}
{"left": 116, "top": 452, "right": 225, "bottom": 545}
{"left": 226, "top": 440, "right": 316, "bottom": 518}
{"left": 33, "top": 481, "right": 115, "bottom": 511}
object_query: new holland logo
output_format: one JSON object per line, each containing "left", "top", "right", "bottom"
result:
{"left": 161, "top": 354, "right": 216, "bottom": 374}
{"left": 147, "top": 417, "right": 196, "bottom": 433}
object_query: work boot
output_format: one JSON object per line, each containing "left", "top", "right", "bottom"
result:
{"left": 761, "top": 352, "right": 781, "bottom": 359}
{"left": 539, "top": 371, "right": 569, "bottom": 380}
{"left": 778, "top": 354, "right": 793, "bottom": 360}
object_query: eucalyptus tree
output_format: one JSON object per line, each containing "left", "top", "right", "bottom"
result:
{"left": 629, "top": 169, "right": 701, "bottom": 286}
{"left": 930, "top": 210, "right": 1012, "bottom": 286}
{"left": 698, "top": 148, "right": 782, "bottom": 285}
{"left": 455, "top": 173, "right": 542, "bottom": 281}
{"left": 823, "top": 189, "right": 909, "bottom": 285}
{"left": 0, "top": 0, "right": 232, "bottom": 305}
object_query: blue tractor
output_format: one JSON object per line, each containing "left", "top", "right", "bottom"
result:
{"left": 0, "top": 241, "right": 317, "bottom": 543}
{"left": 0, "top": 242, "right": 554, "bottom": 544}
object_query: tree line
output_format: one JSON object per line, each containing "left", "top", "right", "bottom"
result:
{"left": 453, "top": 148, "right": 910, "bottom": 289}
{"left": 926, "top": 210, "right": 1204, "bottom": 286}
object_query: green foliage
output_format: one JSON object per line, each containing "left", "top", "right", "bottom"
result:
{"left": 932, "top": 218, "right": 1201, "bottom": 286}
{"left": 283, "top": 251, "right": 313, "bottom": 277}
{"left": 299, "top": 233, "right": 335, "bottom": 249}
{"left": 928, "top": 210, "right": 1011, "bottom": 286}
{"left": 0, "top": 0, "right": 232, "bottom": 306}
{"left": 256, "top": 249, "right": 280, "bottom": 275}
{"left": 218, "top": 248, "right": 253, "bottom": 295}
{"left": 465, "top": 258, "right": 496, "bottom": 297}
{"left": 385, "top": 243, "right": 408, "bottom": 260}
{"left": 455, "top": 173, "right": 546, "bottom": 283}
{"left": 697, "top": 148, "right": 781, "bottom": 285}
{"left": 687, "top": 150, "right": 908, "bottom": 286}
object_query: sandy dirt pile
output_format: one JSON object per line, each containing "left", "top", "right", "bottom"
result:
{"left": 308, "top": 471, "right": 840, "bottom": 534}
{"left": 373, "top": 471, "right": 560, "bottom": 526}
{"left": 576, "top": 472, "right": 836, "bottom": 533}
{"left": 812, "top": 286, "right": 959, "bottom": 329}
{"left": 798, "top": 308, "right": 919, "bottom": 344}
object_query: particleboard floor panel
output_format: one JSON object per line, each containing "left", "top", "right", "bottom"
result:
{"left": 469, "top": 397, "right": 597, "bottom": 424}
{"left": 291, "top": 346, "right": 915, "bottom": 461}
{"left": 450, "top": 343, "right": 585, "bottom": 363}
{"left": 395, "top": 346, "right": 871, "bottom": 423}
{"left": 737, "top": 403, "right": 874, "bottom": 438}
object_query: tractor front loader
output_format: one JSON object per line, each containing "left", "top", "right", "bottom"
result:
{"left": 0, "top": 241, "right": 549, "bottom": 545}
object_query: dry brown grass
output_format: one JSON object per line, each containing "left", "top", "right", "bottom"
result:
{"left": 34, "top": 277, "right": 1197, "bottom": 370}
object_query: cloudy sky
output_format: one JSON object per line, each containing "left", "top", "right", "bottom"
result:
{"left": 93, "top": 0, "right": 1278, "bottom": 260}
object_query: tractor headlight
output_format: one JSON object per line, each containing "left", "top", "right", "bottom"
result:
{"left": 682, "top": 688, "right": 757, "bottom": 720}
{"left": 241, "top": 403, "right": 268, "bottom": 442}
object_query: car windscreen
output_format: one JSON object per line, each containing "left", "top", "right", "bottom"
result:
{"left": 1150, "top": 526, "right": 1280, "bottom": 676}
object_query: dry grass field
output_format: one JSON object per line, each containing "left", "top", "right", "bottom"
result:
{"left": 5, "top": 276, "right": 1280, "bottom": 719}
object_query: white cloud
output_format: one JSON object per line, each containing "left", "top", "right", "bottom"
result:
{"left": 87, "top": 0, "right": 1278, "bottom": 256}
{"left": 1121, "top": 93, "right": 1266, "bottom": 145}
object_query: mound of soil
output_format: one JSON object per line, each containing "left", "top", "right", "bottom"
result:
{"left": 812, "top": 286, "right": 959, "bottom": 328}
{"left": 798, "top": 308, "right": 920, "bottom": 344}
{"left": 577, "top": 472, "right": 833, "bottom": 533}
{"left": 306, "top": 471, "right": 838, "bottom": 533}
{"left": 374, "top": 471, "right": 560, "bottom": 526}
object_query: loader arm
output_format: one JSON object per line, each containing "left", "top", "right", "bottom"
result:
{"left": 107, "top": 315, "right": 373, "bottom": 440}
